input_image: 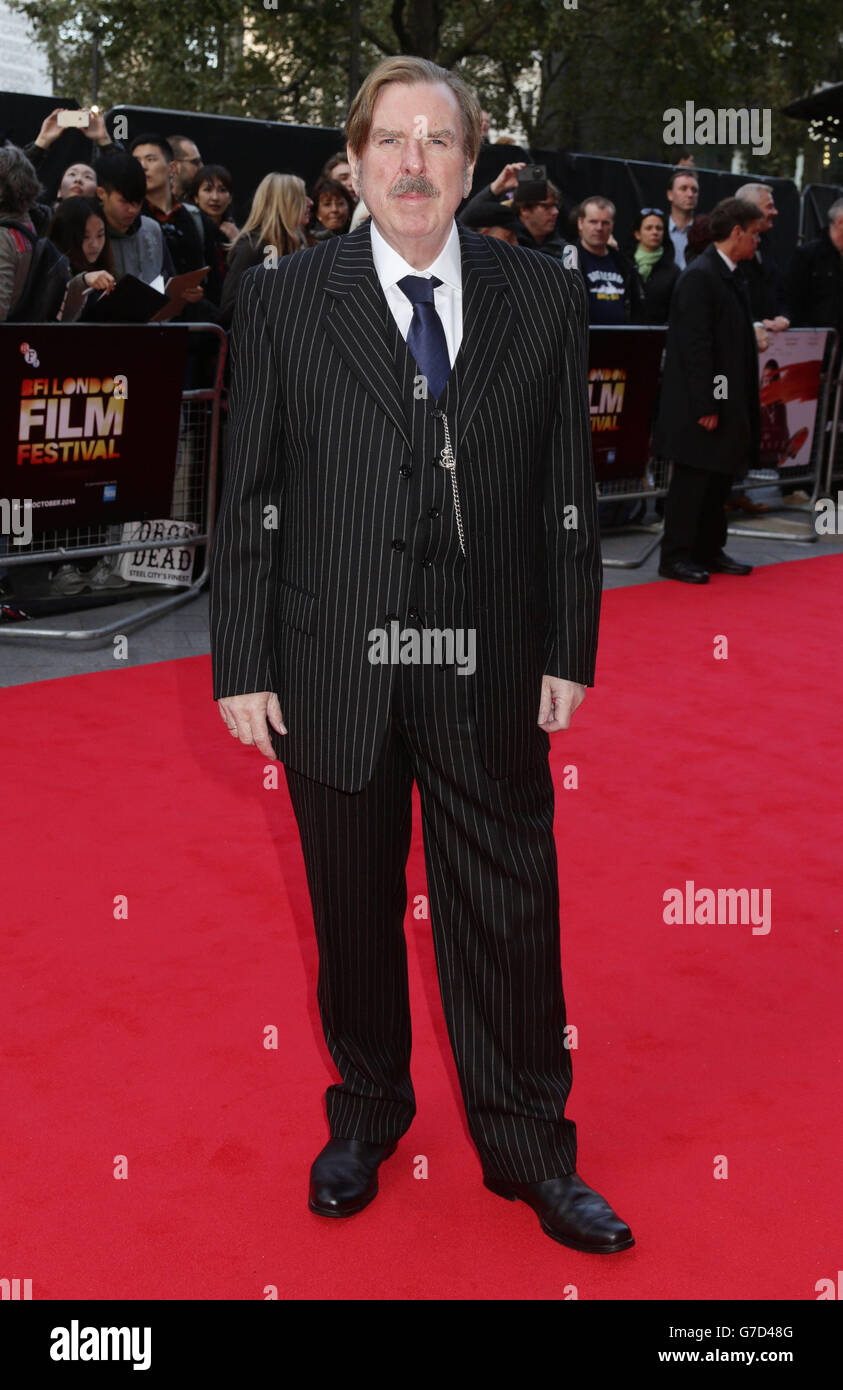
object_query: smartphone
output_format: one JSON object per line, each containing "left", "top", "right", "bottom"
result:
{"left": 516, "top": 164, "right": 547, "bottom": 202}
{"left": 57, "top": 109, "right": 90, "bottom": 128}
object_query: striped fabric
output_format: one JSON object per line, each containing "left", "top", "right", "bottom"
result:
{"left": 210, "top": 216, "right": 603, "bottom": 1183}
{"left": 283, "top": 644, "right": 579, "bottom": 1183}
{"left": 209, "top": 217, "right": 602, "bottom": 793}
{"left": 5, "top": 226, "right": 32, "bottom": 254}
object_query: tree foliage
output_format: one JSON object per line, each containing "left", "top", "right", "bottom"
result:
{"left": 10, "top": 0, "right": 843, "bottom": 173}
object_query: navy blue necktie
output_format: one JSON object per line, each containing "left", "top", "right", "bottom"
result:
{"left": 397, "top": 274, "right": 450, "bottom": 400}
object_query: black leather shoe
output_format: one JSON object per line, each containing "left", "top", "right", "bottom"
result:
{"left": 703, "top": 550, "right": 753, "bottom": 575}
{"left": 308, "top": 1137, "right": 399, "bottom": 1217}
{"left": 658, "top": 560, "right": 709, "bottom": 584}
{"left": 484, "top": 1172, "right": 634, "bottom": 1253}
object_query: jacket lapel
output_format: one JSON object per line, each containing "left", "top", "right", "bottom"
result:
{"left": 452, "top": 220, "right": 514, "bottom": 439}
{"left": 704, "top": 242, "right": 753, "bottom": 324}
{"left": 320, "top": 218, "right": 515, "bottom": 446}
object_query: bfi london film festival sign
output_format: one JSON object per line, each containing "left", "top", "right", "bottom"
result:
{"left": 0, "top": 324, "right": 188, "bottom": 529}
{"left": 587, "top": 327, "right": 667, "bottom": 482}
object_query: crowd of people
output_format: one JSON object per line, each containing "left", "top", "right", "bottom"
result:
{"left": 0, "top": 109, "right": 365, "bottom": 329}
{"left": 3, "top": 110, "right": 841, "bottom": 336}
{"left": 1, "top": 105, "right": 842, "bottom": 604}
{"left": 442, "top": 157, "right": 843, "bottom": 343}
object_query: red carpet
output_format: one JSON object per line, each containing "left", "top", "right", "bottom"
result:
{"left": 2, "top": 554, "right": 841, "bottom": 1300}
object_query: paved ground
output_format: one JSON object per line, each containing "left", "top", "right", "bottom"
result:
{"left": 1, "top": 489, "right": 840, "bottom": 690}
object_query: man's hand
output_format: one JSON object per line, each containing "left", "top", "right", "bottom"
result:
{"left": 697, "top": 414, "right": 718, "bottom": 431}
{"left": 754, "top": 323, "right": 770, "bottom": 352}
{"left": 763, "top": 315, "right": 790, "bottom": 334}
{"left": 217, "top": 691, "right": 286, "bottom": 757}
{"left": 538, "top": 676, "right": 586, "bottom": 731}
{"left": 490, "top": 162, "right": 526, "bottom": 198}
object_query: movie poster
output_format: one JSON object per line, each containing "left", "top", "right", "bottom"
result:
{"left": 757, "top": 329, "right": 829, "bottom": 471}
{"left": 0, "top": 324, "right": 188, "bottom": 530}
{"left": 587, "top": 327, "right": 666, "bottom": 482}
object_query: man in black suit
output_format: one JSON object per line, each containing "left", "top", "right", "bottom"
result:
{"left": 786, "top": 197, "right": 843, "bottom": 335}
{"left": 734, "top": 182, "right": 790, "bottom": 331}
{"left": 655, "top": 196, "right": 765, "bottom": 583}
{"left": 209, "top": 55, "right": 633, "bottom": 1254}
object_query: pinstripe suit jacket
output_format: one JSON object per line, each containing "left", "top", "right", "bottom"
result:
{"left": 209, "top": 218, "right": 602, "bottom": 793}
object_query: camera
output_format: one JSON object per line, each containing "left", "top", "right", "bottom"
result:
{"left": 57, "top": 109, "right": 91, "bottom": 129}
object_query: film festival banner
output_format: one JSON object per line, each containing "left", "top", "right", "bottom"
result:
{"left": 587, "top": 327, "right": 666, "bottom": 483}
{"left": 757, "top": 329, "right": 830, "bottom": 473}
{"left": 0, "top": 324, "right": 188, "bottom": 531}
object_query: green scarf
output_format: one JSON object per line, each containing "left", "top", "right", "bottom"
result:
{"left": 634, "top": 244, "right": 663, "bottom": 281}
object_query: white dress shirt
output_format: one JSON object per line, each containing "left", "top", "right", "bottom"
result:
{"left": 370, "top": 216, "right": 463, "bottom": 367}
{"left": 716, "top": 246, "right": 738, "bottom": 273}
{"left": 669, "top": 216, "right": 693, "bottom": 270}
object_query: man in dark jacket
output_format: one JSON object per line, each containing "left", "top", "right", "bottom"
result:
{"left": 654, "top": 196, "right": 765, "bottom": 583}
{"left": 576, "top": 196, "right": 643, "bottom": 324}
{"left": 735, "top": 182, "right": 790, "bottom": 329}
{"left": 459, "top": 161, "right": 572, "bottom": 260}
{"left": 130, "top": 132, "right": 221, "bottom": 320}
{"left": 210, "top": 58, "right": 632, "bottom": 1254}
{"left": 785, "top": 199, "right": 843, "bottom": 335}
{"left": 94, "top": 149, "right": 175, "bottom": 285}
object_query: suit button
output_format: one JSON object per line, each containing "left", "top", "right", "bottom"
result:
{"left": 421, "top": 558, "right": 432, "bottom": 568}
{"left": 428, "top": 507, "right": 440, "bottom": 518}
{"left": 408, "top": 607, "right": 420, "bottom": 620}
{"left": 385, "top": 612, "right": 399, "bottom": 623}
{"left": 392, "top": 538, "right": 405, "bottom": 551}
{"left": 399, "top": 465, "right": 413, "bottom": 478}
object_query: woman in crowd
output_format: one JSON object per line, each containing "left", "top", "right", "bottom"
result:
{"left": 192, "top": 164, "right": 238, "bottom": 241}
{"left": 0, "top": 146, "right": 43, "bottom": 603}
{"left": 306, "top": 175, "right": 354, "bottom": 241}
{"left": 191, "top": 163, "right": 238, "bottom": 302}
{"left": 320, "top": 152, "right": 358, "bottom": 204}
{"left": 49, "top": 195, "right": 116, "bottom": 321}
{"left": 46, "top": 196, "right": 127, "bottom": 594}
{"left": 0, "top": 144, "right": 41, "bottom": 321}
{"left": 220, "top": 172, "right": 312, "bottom": 326}
{"left": 629, "top": 208, "right": 679, "bottom": 324}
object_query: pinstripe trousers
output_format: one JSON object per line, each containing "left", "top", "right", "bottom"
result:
{"left": 283, "top": 414, "right": 578, "bottom": 1184}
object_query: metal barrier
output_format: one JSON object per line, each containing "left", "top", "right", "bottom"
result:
{"left": 823, "top": 344, "right": 843, "bottom": 493}
{"left": 0, "top": 322, "right": 226, "bottom": 646}
{"left": 594, "top": 326, "right": 838, "bottom": 561}
{"left": 726, "top": 329, "right": 837, "bottom": 545}
{"left": 598, "top": 455, "right": 671, "bottom": 569}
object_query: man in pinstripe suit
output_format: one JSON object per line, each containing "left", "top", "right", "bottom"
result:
{"left": 210, "top": 56, "right": 633, "bottom": 1254}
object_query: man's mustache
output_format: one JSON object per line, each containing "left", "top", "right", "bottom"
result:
{"left": 389, "top": 175, "right": 439, "bottom": 198}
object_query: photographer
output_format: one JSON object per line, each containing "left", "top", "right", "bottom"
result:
{"left": 459, "top": 161, "right": 571, "bottom": 260}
